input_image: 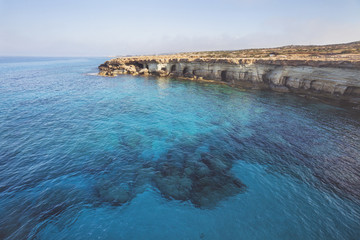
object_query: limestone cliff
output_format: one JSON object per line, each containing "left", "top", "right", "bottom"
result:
{"left": 98, "top": 42, "right": 360, "bottom": 106}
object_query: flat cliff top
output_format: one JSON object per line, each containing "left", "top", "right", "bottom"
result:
{"left": 104, "top": 41, "right": 360, "bottom": 69}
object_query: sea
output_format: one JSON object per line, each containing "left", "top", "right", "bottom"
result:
{"left": 0, "top": 57, "right": 359, "bottom": 239}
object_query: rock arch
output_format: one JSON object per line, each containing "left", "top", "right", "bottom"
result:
{"left": 221, "top": 70, "right": 228, "bottom": 82}
{"left": 183, "top": 67, "right": 190, "bottom": 75}
{"left": 133, "top": 62, "right": 144, "bottom": 69}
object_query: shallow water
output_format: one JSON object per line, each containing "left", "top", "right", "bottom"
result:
{"left": 0, "top": 57, "right": 359, "bottom": 239}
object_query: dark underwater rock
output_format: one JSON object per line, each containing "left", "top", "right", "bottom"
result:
{"left": 153, "top": 154, "right": 246, "bottom": 208}
{"left": 191, "top": 173, "right": 246, "bottom": 208}
{"left": 89, "top": 136, "right": 247, "bottom": 209}
{"left": 154, "top": 175, "right": 193, "bottom": 201}
{"left": 99, "top": 185, "right": 130, "bottom": 204}
{"left": 200, "top": 153, "right": 232, "bottom": 172}
{"left": 94, "top": 178, "right": 132, "bottom": 205}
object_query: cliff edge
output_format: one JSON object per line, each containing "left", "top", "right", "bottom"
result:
{"left": 99, "top": 41, "right": 360, "bottom": 106}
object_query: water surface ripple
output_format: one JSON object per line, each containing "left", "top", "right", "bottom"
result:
{"left": 0, "top": 57, "right": 359, "bottom": 239}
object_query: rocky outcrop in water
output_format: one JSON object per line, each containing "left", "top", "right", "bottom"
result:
{"left": 92, "top": 151, "right": 246, "bottom": 208}
{"left": 98, "top": 56, "right": 360, "bottom": 106}
{"left": 153, "top": 153, "right": 245, "bottom": 208}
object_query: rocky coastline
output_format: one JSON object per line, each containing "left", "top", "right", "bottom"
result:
{"left": 98, "top": 44, "right": 360, "bottom": 106}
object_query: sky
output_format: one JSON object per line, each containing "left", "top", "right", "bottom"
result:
{"left": 1, "top": 0, "right": 360, "bottom": 57}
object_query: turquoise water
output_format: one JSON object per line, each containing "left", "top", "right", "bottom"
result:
{"left": 0, "top": 57, "right": 360, "bottom": 239}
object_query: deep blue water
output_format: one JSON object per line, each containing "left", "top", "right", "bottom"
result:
{"left": 0, "top": 57, "right": 360, "bottom": 240}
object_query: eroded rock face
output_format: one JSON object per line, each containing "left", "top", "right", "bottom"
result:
{"left": 98, "top": 57, "right": 360, "bottom": 105}
{"left": 138, "top": 68, "right": 149, "bottom": 75}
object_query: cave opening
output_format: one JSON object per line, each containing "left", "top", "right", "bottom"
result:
{"left": 183, "top": 67, "right": 190, "bottom": 75}
{"left": 221, "top": 70, "right": 228, "bottom": 82}
{"left": 133, "top": 62, "right": 144, "bottom": 69}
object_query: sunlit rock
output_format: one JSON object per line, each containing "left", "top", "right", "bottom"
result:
{"left": 98, "top": 55, "right": 360, "bottom": 105}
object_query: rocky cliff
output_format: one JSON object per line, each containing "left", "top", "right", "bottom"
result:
{"left": 98, "top": 42, "right": 360, "bottom": 106}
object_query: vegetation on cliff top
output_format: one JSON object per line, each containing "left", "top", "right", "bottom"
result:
{"left": 118, "top": 41, "right": 360, "bottom": 62}
{"left": 186, "top": 41, "right": 360, "bottom": 59}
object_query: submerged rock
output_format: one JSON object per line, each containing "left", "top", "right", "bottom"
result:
{"left": 94, "top": 178, "right": 132, "bottom": 205}
{"left": 89, "top": 136, "right": 247, "bottom": 209}
{"left": 155, "top": 175, "right": 193, "bottom": 201}
{"left": 191, "top": 173, "right": 245, "bottom": 208}
{"left": 99, "top": 185, "right": 130, "bottom": 204}
{"left": 153, "top": 153, "right": 246, "bottom": 208}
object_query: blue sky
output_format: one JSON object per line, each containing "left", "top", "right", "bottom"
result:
{"left": 1, "top": 0, "right": 360, "bottom": 56}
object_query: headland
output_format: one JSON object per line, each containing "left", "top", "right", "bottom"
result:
{"left": 99, "top": 41, "right": 360, "bottom": 106}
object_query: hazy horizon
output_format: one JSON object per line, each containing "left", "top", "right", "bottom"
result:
{"left": 1, "top": 0, "right": 360, "bottom": 57}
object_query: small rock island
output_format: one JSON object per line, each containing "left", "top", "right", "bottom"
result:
{"left": 99, "top": 41, "right": 360, "bottom": 106}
